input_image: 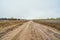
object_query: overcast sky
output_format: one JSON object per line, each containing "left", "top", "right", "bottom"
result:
{"left": 0, "top": 0, "right": 60, "bottom": 19}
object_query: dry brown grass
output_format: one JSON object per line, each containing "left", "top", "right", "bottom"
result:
{"left": 33, "top": 19, "right": 60, "bottom": 31}
{"left": 0, "top": 20, "right": 28, "bottom": 31}
{"left": 0, "top": 20, "right": 28, "bottom": 38}
{"left": 0, "top": 20, "right": 27, "bottom": 27}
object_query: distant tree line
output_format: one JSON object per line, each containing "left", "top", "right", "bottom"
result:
{"left": 47, "top": 17, "right": 60, "bottom": 20}
{"left": 0, "top": 17, "right": 60, "bottom": 20}
{"left": 0, "top": 18, "right": 20, "bottom": 20}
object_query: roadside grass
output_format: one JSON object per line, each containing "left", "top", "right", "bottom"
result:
{"left": 0, "top": 20, "right": 28, "bottom": 38}
{"left": 33, "top": 19, "right": 60, "bottom": 31}
{"left": 0, "top": 20, "right": 28, "bottom": 31}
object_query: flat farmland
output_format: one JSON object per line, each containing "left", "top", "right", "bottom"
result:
{"left": 0, "top": 20, "right": 60, "bottom": 40}
{"left": 33, "top": 19, "right": 60, "bottom": 31}
{"left": 0, "top": 20, "right": 27, "bottom": 38}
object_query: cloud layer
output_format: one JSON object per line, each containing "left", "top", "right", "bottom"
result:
{"left": 0, "top": 0, "right": 60, "bottom": 19}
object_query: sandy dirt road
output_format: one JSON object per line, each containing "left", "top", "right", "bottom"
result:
{"left": 0, "top": 21, "right": 60, "bottom": 40}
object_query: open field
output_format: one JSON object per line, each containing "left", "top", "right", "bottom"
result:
{"left": 33, "top": 19, "right": 60, "bottom": 31}
{"left": 0, "top": 20, "right": 28, "bottom": 38}
{"left": 0, "top": 20, "right": 60, "bottom": 40}
{"left": 0, "top": 20, "right": 28, "bottom": 31}
{"left": 0, "top": 20, "right": 28, "bottom": 28}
